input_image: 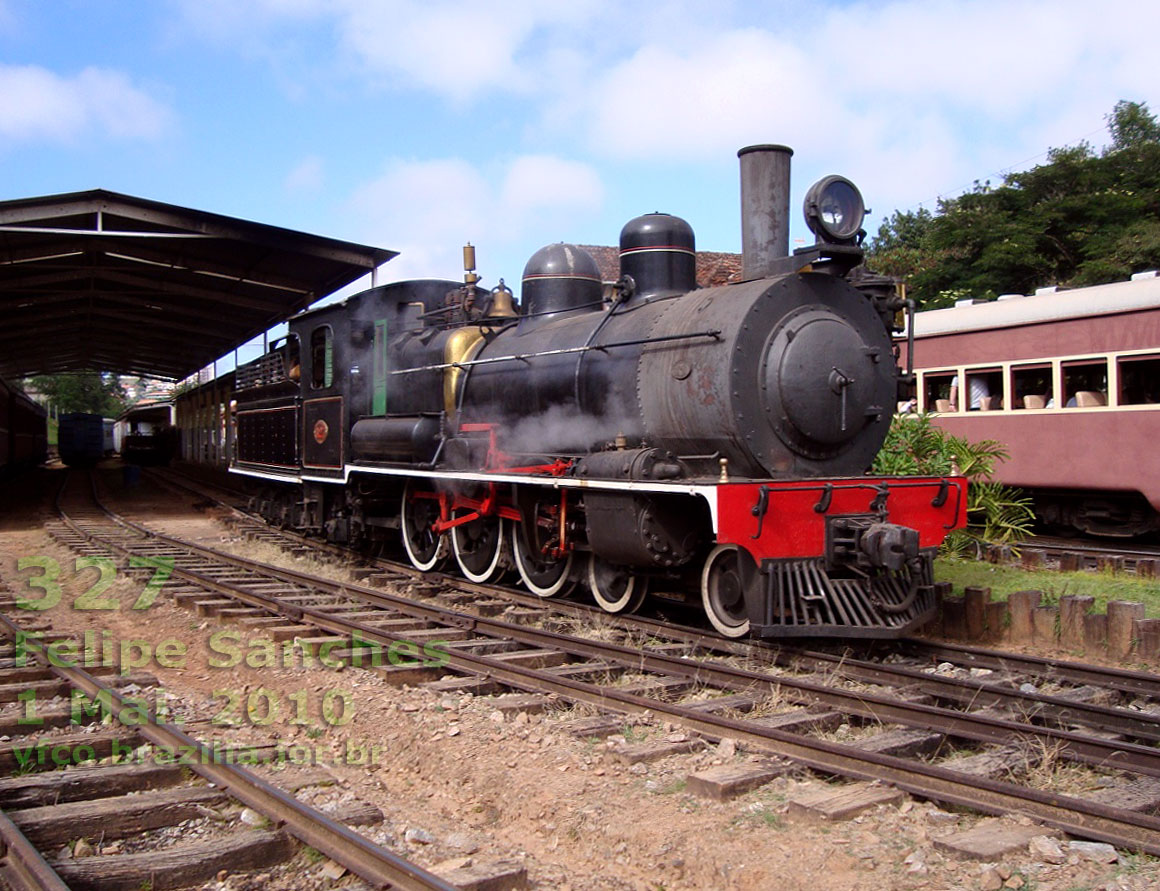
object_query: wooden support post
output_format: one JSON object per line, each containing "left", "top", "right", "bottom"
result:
{"left": 1059, "top": 595, "right": 1094, "bottom": 650}
{"left": 1136, "top": 559, "right": 1158, "bottom": 579}
{"left": 964, "top": 586, "right": 991, "bottom": 640}
{"left": 1096, "top": 556, "right": 1122, "bottom": 574}
{"left": 1083, "top": 613, "right": 1107, "bottom": 651}
{"left": 1007, "top": 590, "right": 1040, "bottom": 644}
{"left": 984, "top": 601, "right": 1008, "bottom": 643}
{"left": 1032, "top": 606, "right": 1058, "bottom": 645}
{"left": 1020, "top": 549, "right": 1045, "bottom": 570}
{"left": 1107, "top": 601, "right": 1146, "bottom": 660}
{"left": 926, "top": 583, "right": 952, "bottom": 636}
{"left": 1134, "top": 619, "right": 1160, "bottom": 661}
{"left": 1059, "top": 552, "right": 1081, "bottom": 572}
{"left": 941, "top": 597, "right": 966, "bottom": 639}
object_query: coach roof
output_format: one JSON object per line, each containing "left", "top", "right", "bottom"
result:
{"left": 911, "top": 273, "right": 1160, "bottom": 339}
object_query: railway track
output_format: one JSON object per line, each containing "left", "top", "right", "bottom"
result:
{"left": 986, "top": 534, "right": 1160, "bottom": 576}
{"left": 0, "top": 472, "right": 464, "bottom": 891}
{"left": 50, "top": 467, "right": 1160, "bottom": 856}
{"left": 0, "top": 620, "right": 455, "bottom": 890}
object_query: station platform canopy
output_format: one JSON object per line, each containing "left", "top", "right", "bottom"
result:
{"left": 0, "top": 189, "right": 396, "bottom": 380}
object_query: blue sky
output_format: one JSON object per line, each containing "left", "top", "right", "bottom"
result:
{"left": 1, "top": 0, "right": 1156, "bottom": 370}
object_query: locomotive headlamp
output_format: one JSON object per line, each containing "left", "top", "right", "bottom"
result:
{"left": 804, "top": 176, "right": 866, "bottom": 243}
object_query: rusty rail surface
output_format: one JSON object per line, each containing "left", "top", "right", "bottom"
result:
{"left": 53, "top": 472, "right": 1160, "bottom": 856}
{"left": 1, "top": 498, "right": 457, "bottom": 891}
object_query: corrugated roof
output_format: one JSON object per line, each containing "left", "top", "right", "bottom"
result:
{"left": 0, "top": 189, "right": 395, "bottom": 380}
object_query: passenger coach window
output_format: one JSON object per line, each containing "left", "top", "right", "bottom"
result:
{"left": 311, "top": 326, "right": 333, "bottom": 389}
{"left": 922, "top": 372, "right": 956, "bottom": 413}
{"left": 1119, "top": 355, "right": 1160, "bottom": 405}
{"left": 1011, "top": 363, "right": 1052, "bottom": 409}
{"left": 963, "top": 369, "right": 1002, "bottom": 410}
{"left": 1062, "top": 359, "right": 1107, "bottom": 408}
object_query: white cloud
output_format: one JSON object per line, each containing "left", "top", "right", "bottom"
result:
{"left": 285, "top": 155, "right": 325, "bottom": 192}
{"left": 166, "top": 0, "right": 1160, "bottom": 219}
{"left": 500, "top": 155, "right": 603, "bottom": 212}
{"left": 574, "top": 0, "right": 1160, "bottom": 215}
{"left": 348, "top": 154, "right": 604, "bottom": 280}
{"left": 331, "top": 0, "right": 542, "bottom": 100}
{"left": 0, "top": 65, "right": 173, "bottom": 145}
{"left": 588, "top": 30, "right": 816, "bottom": 160}
{"left": 173, "top": 0, "right": 606, "bottom": 101}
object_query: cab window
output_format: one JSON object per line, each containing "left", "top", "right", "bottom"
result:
{"left": 311, "top": 326, "right": 333, "bottom": 389}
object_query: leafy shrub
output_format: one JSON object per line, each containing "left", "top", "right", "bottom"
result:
{"left": 872, "top": 413, "right": 1035, "bottom": 554}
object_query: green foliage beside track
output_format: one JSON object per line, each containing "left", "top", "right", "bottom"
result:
{"left": 872, "top": 413, "right": 1034, "bottom": 554}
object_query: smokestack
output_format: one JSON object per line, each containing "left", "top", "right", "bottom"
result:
{"left": 738, "top": 144, "right": 793, "bottom": 280}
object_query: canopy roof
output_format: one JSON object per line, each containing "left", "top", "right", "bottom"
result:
{"left": 0, "top": 189, "right": 395, "bottom": 380}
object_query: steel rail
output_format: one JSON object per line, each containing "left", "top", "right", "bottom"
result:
{"left": 69, "top": 500, "right": 1160, "bottom": 782}
{"left": 0, "top": 807, "right": 70, "bottom": 891}
{"left": 58, "top": 497, "right": 1160, "bottom": 853}
{"left": 23, "top": 477, "right": 457, "bottom": 891}
{"left": 896, "top": 639, "right": 1160, "bottom": 699}
{"left": 484, "top": 595, "right": 1160, "bottom": 743}
{"left": 151, "top": 465, "right": 1160, "bottom": 710}
{"left": 135, "top": 469, "right": 1160, "bottom": 766}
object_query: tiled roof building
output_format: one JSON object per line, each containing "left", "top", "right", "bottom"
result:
{"left": 579, "top": 246, "right": 743, "bottom": 289}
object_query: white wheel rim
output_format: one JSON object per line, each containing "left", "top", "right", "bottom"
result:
{"left": 400, "top": 483, "right": 446, "bottom": 572}
{"left": 452, "top": 516, "right": 506, "bottom": 583}
{"left": 701, "top": 544, "right": 750, "bottom": 638}
{"left": 512, "top": 522, "right": 574, "bottom": 597}
{"left": 587, "top": 556, "right": 642, "bottom": 614}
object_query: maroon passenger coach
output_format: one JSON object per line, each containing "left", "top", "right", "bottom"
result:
{"left": 902, "top": 272, "right": 1160, "bottom": 537}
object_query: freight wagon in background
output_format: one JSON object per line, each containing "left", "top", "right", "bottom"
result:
{"left": 0, "top": 377, "right": 47, "bottom": 475}
{"left": 117, "top": 401, "right": 178, "bottom": 465}
{"left": 58, "top": 412, "right": 108, "bottom": 468}
{"left": 901, "top": 272, "right": 1160, "bottom": 537}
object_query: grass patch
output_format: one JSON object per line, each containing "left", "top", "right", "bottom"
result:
{"left": 935, "top": 556, "right": 1160, "bottom": 617}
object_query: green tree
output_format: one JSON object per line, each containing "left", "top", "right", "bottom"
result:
{"left": 1105, "top": 100, "right": 1160, "bottom": 153}
{"left": 28, "top": 372, "right": 126, "bottom": 416}
{"left": 866, "top": 100, "right": 1160, "bottom": 306}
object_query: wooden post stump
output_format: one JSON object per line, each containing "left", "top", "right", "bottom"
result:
{"left": 1134, "top": 619, "right": 1160, "bottom": 661}
{"left": 1020, "top": 550, "right": 1045, "bottom": 569}
{"left": 964, "top": 586, "right": 991, "bottom": 640}
{"left": 1107, "top": 601, "right": 1146, "bottom": 660}
{"left": 1032, "top": 606, "right": 1058, "bottom": 645}
{"left": 1059, "top": 553, "right": 1081, "bottom": 572}
{"left": 1008, "top": 590, "right": 1041, "bottom": 643}
{"left": 984, "top": 601, "right": 1008, "bottom": 642}
{"left": 1096, "top": 556, "right": 1122, "bottom": 574}
{"left": 1136, "top": 559, "right": 1158, "bottom": 579}
{"left": 1083, "top": 613, "right": 1107, "bottom": 651}
{"left": 941, "top": 597, "right": 966, "bottom": 639}
{"left": 1059, "top": 595, "right": 1094, "bottom": 650}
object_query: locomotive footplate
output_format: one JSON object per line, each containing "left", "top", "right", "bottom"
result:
{"left": 747, "top": 549, "right": 937, "bottom": 638}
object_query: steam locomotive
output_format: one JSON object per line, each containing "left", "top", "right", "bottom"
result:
{"left": 232, "top": 145, "right": 966, "bottom": 638}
